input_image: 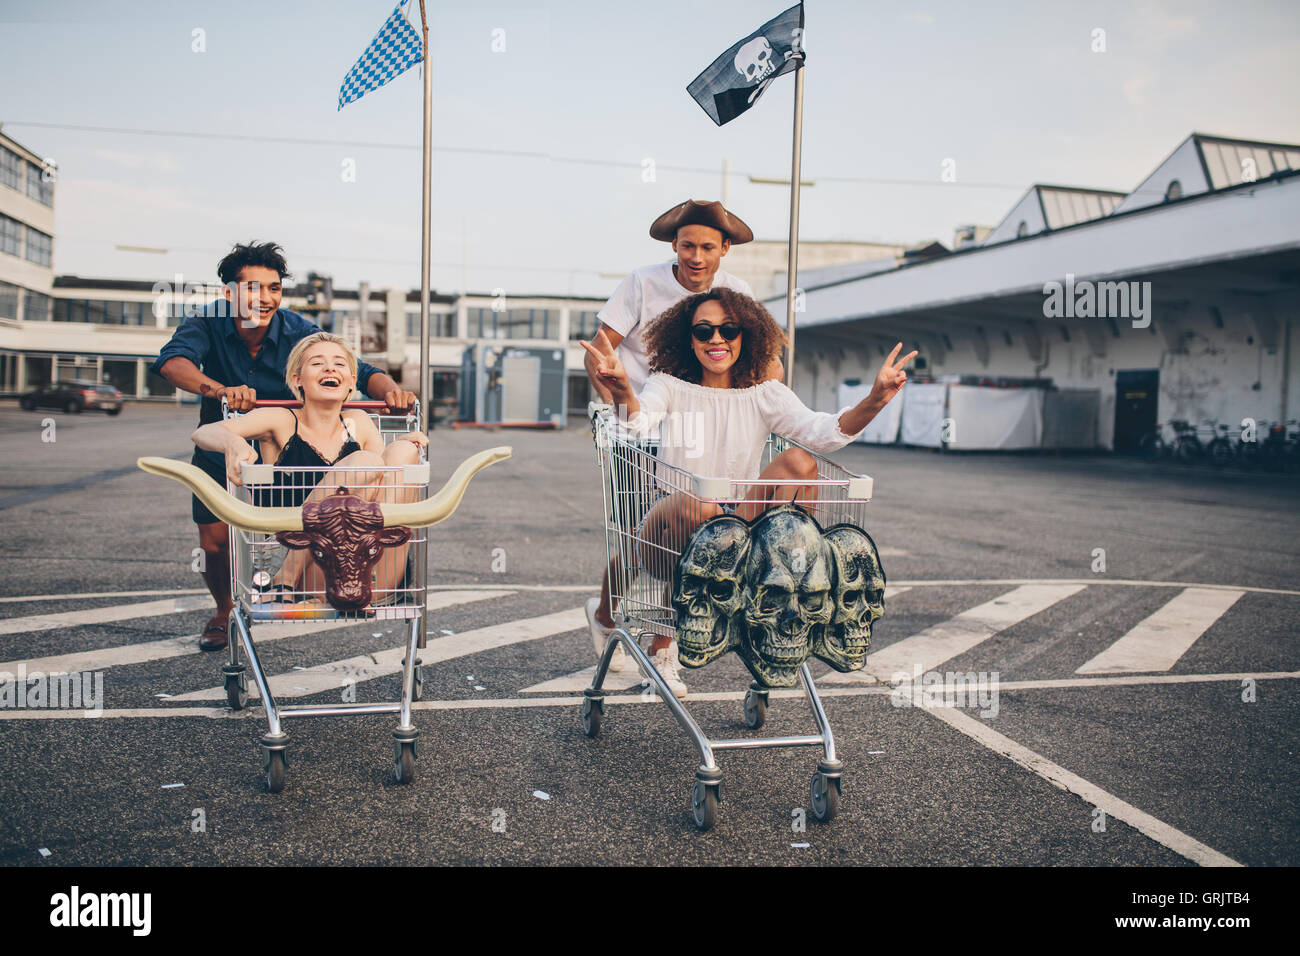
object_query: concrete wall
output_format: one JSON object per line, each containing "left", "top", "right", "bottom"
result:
{"left": 791, "top": 296, "right": 1300, "bottom": 448}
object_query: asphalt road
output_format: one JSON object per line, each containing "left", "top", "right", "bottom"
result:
{"left": 0, "top": 401, "right": 1296, "bottom": 866}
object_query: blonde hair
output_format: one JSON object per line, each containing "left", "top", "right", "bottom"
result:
{"left": 285, "top": 332, "right": 357, "bottom": 399}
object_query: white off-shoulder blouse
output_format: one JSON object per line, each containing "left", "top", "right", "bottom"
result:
{"left": 623, "top": 372, "right": 860, "bottom": 481}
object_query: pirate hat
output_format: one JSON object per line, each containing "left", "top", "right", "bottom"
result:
{"left": 649, "top": 199, "right": 754, "bottom": 244}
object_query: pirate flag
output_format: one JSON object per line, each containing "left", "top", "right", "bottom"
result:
{"left": 687, "top": 3, "right": 805, "bottom": 126}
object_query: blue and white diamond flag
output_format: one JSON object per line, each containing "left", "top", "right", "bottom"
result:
{"left": 338, "top": 0, "right": 424, "bottom": 110}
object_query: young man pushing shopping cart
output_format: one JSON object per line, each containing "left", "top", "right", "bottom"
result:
{"left": 151, "top": 241, "right": 417, "bottom": 651}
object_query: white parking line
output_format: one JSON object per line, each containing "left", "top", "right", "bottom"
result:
{"left": 0, "top": 595, "right": 215, "bottom": 637}
{"left": 165, "top": 606, "right": 586, "bottom": 701}
{"left": 2, "top": 670, "right": 1294, "bottom": 720}
{"left": 921, "top": 704, "right": 1243, "bottom": 867}
{"left": 0, "top": 590, "right": 514, "bottom": 676}
{"left": 1076, "top": 587, "right": 1245, "bottom": 674}
{"left": 0, "top": 588, "right": 207, "bottom": 605}
{"left": 822, "top": 584, "right": 1085, "bottom": 684}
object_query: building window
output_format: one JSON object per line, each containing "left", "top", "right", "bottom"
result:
{"left": 406, "top": 311, "right": 455, "bottom": 340}
{"left": 569, "top": 310, "right": 600, "bottom": 341}
{"left": 468, "top": 307, "right": 499, "bottom": 339}
{"left": 25, "top": 160, "right": 53, "bottom": 206}
{"left": 23, "top": 289, "right": 51, "bottom": 322}
{"left": 0, "top": 281, "right": 18, "bottom": 320}
{"left": 469, "top": 307, "right": 558, "bottom": 340}
{"left": 0, "top": 148, "right": 20, "bottom": 191}
{"left": 1165, "top": 179, "right": 1183, "bottom": 201}
{"left": 103, "top": 359, "right": 138, "bottom": 396}
{"left": 25, "top": 355, "right": 53, "bottom": 389}
{"left": 24, "top": 227, "right": 51, "bottom": 266}
{"left": 0, "top": 214, "right": 21, "bottom": 257}
{"left": 145, "top": 369, "right": 176, "bottom": 397}
{"left": 1016, "top": 221, "right": 1028, "bottom": 238}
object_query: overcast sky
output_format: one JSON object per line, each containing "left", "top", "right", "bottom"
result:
{"left": 2, "top": 0, "right": 1297, "bottom": 298}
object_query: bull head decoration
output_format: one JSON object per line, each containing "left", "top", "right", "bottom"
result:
{"left": 275, "top": 492, "right": 411, "bottom": 611}
{"left": 136, "top": 447, "right": 511, "bottom": 611}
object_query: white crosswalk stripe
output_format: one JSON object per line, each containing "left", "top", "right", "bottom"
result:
{"left": 0, "top": 590, "right": 514, "bottom": 677}
{"left": 0, "top": 581, "right": 1274, "bottom": 704}
{"left": 1075, "top": 587, "right": 1245, "bottom": 674}
{"left": 166, "top": 606, "right": 585, "bottom": 702}
{"left": 821, "top": 583, "right": 1086, "bottom": 684}
{"left": 0, "top": 594, "right": 214, "bottom": 636}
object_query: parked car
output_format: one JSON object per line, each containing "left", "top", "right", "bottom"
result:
{"left": 19, "top": 379, "right": 123, "bottom": 415}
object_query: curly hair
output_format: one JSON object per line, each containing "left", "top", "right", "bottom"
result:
{"left": 643, "top": 288, "right": 788, "bottom": 388}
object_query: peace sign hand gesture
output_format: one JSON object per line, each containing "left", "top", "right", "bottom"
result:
{"left": 579, "top": 329, "right": 631, "bottom": 398}
{"left": 872, "top": 342, "right": 918, "bottom": 406}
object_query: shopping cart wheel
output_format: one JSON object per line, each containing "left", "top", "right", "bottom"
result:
{"left": 393, "top": 729, "right": 418, "bottom": 784}
{"left": 223, "top": 667, "right": 248, "bottom": 710}
{"left": 810, "top": 771, "right": 840, "bottom": 823}
{"left": 581, "top": 695, "right": 603, "bottom": 738}
{"left": 264, "top": 750, "right": 287, "bottom": 794}
{"left": 743, "top": 686, "right": 767, "bottom": 730}
{"left": 691, "top": 780, "right": 720, "bottom": 831}
{"left": 394, "top": 742, "right": 417, "bottom": 784}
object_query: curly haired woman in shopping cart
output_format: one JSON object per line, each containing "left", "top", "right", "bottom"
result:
{"left": 190, "top": 332, "right": 428, "bottom": 607}
{"left": 581, "top": 288, "right": 914, "bottom": 697}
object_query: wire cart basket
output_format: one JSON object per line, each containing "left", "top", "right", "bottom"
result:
{"left": 583, "top": 404, "right": 876, "bottom": 830}
{"left": 221, "top": 398, "right": 431, "bottom": 792}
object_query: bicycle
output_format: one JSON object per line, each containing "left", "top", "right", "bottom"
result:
{"left": 1206, "top": 423, "right": 1235, "bottom": 468}
{"left": 1169, "top": 420, "right": 1204, "bottom": 465}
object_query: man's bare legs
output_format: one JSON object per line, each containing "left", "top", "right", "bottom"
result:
{"left": 197, "top": 521, "right": 233, "bottom": 649}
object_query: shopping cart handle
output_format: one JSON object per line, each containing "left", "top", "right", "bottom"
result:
{"left": 237, "top": 459, "right": 274, "bottom": 485}
{"left": 251, "top": 399, "right": 401, "bottom": 410}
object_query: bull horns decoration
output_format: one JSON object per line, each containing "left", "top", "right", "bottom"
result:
{"left": 135, "top": 446, "right": 513, "bottom": 532}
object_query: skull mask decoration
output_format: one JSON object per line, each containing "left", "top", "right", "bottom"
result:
{"left": 739, "top": 505, "right": 832, "bottom": 687}
{"left": 672, "top": 515, "right": 750, "bottom": 668}
{"left": 733, "top": 36, "right": 777, "bottom": 84}
{"left": 812, "top": 524, "right": 886, "bottom": 672}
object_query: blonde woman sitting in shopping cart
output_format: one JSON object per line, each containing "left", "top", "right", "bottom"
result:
{"left": 581, "top": 288, "right": 914, "bottom": 697}
{"left": 190, "top": 332, "right": 427, "bottom": 606}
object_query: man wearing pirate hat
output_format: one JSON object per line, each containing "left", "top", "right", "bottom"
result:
{"left": 583, "top": 199, "right": 780, "bottom": 696}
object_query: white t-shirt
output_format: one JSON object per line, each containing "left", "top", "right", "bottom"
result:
{"left": 626, "top": 373, "right": 860, "bottom": 485}
{"left": 598, "top": 260, "right": 754, "bottom": 392}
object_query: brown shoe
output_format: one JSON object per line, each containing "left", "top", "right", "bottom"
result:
{"left": 199, "top": 615, "right": 230, "bottom": 651}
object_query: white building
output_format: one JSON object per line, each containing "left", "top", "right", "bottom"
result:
{"left": 776, "top": 133, "right": 1300, "bottom": 451}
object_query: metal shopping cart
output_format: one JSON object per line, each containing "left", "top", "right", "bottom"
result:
{"left": 138, "top": 399, "right": 510, "bottom": 793}
{"left": 222, "top": 399, "right": 433, "bottom": 792}
{"left": 582, "top": 404, "right": 876, "bottom": 830}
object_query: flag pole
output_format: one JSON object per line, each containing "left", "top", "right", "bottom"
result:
{"left": 783, "top": 59, "right": 804, "bottom": 388}
{"left": 417, "top": 0, "right": 432, "bottom": 422}
{"left": 416, "top": 0, "right": 432, "bottom": 653}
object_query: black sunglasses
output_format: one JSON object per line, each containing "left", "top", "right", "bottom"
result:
{"left": 690, "top": 322, "right": 742, "bottom": 343}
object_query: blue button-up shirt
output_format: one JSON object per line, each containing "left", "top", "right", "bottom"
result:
{"left": 151, "top": 302, "right": 382, "bottom": 431}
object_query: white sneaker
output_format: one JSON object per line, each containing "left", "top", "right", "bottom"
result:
{"left": 650, "top": 643, "right": 688, "bottom": 700}
{"left": 585, "top": 598, "right": 627, "bottom": 672}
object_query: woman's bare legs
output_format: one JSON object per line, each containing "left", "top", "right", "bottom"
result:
{"left": 736, "top": 448, "right": 820, "bottom": 522}
{"left": 638, "top": 492, "right": 723, "bottom": 655}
